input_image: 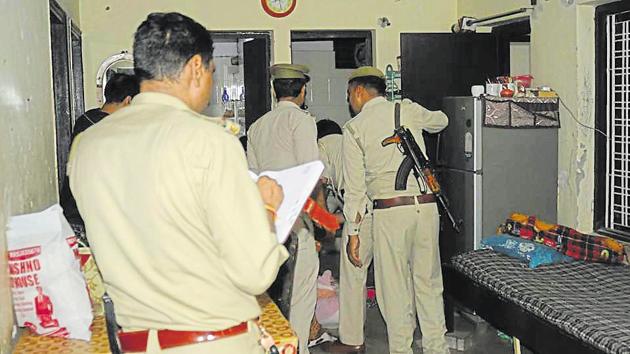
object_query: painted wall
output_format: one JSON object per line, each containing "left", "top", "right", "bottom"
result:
{"left": 509, "top": 43, "right": 531, "bottom": 76}
{"left": 80, "top": 0, "right": 457, "bottom": 108}
{"left": 458, "top": 0, "right": 616, "bottom": 232}
{"left": 0, "top": 1, "right": 79, "bottom": 352}
{"left": 58, "top": 0, "right": 81, "bottom": 25}
{"left": 293, "top": 42, "right": 356, "bottom": 127}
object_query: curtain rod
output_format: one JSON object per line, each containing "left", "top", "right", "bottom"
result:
{"left": 466, "top": 8, "right": 531, "bottom": 27}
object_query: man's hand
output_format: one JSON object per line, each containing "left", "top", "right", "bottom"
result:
{"left": 347, "top": 235, "right": 362, "bottom": 268}
{"left": 257, "top": 176, "right": 284, "bottom": 211}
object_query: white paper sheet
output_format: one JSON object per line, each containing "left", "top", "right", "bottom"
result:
{"left": 250, "top": 161, "right": 324, "bottom": 243}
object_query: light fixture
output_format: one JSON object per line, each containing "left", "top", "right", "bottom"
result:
{"left": 378, "top": 17, "right": 391, "bottom": 28}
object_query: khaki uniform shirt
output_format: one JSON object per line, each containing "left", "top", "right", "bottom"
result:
{"left": 68, "top": 92, "right": 288, "bottom": 331}
{"left": 342, "top": 97, "right": 448, "bottom": 232}
{"left": 318, "top": 134, "right": 344, "bottom": 193}
{"left": 247, "top": 101, "right": 319, "bottom": 173}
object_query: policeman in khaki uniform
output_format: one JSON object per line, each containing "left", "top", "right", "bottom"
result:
{"left": 316, "top": 120, "right": 345, "bottom": 204}
{"left": 247, "top": 64, "right": 319, "bottom": 354}
{"left": 69, "top": 13, "right": 288, "bottom": 353}
{"left": 316, "top": 120, "right": 372, "bottom": 354}
{"left": 341, "top": 67, "right": 450, "bottom": 354}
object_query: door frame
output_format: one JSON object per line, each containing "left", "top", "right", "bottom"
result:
{"left": 50, "top": 0, "right": 75, "bottom": 194}
{"left": 290, "top": 30, "right": 374, "bottom": 66}
{"left": 492, "top": 19, "right": 531, "bottom": 76}
{"left": 210, "top": 31, "right": 273, "bottom": 130}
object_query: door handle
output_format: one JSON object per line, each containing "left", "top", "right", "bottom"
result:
{"left": 464, "top": 131, "right": 473, "bottom": 159}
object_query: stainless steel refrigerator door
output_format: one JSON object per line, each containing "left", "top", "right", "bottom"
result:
{"left": 438, "top": 168, "right": 481, "bottom": 256}
{"left": 481, "top": 127, "right": 559, "bottom": 237}
{"left": 440, "top": 96, "right": 483, "bottom": 253}
{"left": 440, "top": 97, "right": 479, "bottom": 172}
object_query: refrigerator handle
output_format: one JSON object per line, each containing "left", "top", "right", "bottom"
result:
{"left": 464, "top": 131, "right": 473, "bottom": 159}
{"left": 435, "top": 133, "right": 442, "bottom": 165}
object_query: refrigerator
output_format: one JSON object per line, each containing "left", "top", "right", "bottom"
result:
{"left": 438, "top": 97, "right": 558, "bottom": 257}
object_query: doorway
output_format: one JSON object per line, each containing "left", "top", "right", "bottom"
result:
{"left": 493, "top": 19, "right": 531, "bottom": 76}
{"left": 50, "top": 0, "right": 83, "bottom": 194}
{"left": 207, "top": 31, "right": 272, "bottom": 134}
{"left": 70, "top": 23, "right": 85, "bottom": 124}
{"left": 291, "top": 31, "right": 373, "bottom": 127}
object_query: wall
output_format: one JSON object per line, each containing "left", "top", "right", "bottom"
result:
{"left": 58, "top": 0, "right": 80, "bottom": 25}
{"left": 509, "top": 43, "right": 531, "bottom": 76}
{"left": 293, "top": 41, "right": 355, "bottom": 127}
{"left": 80, "top": 0, "right": 457, "bottom": 108}
{"left": 0, "top": 1, "right": 79, "bottom": 352}
{"left": 458, "top": 0, "right": 616, "bottom": 232}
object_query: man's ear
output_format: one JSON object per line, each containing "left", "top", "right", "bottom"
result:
{"left": 300, "top": 85, "right": 306, "bottom": 98}
{"left": 187, "top": 54, "right": 204, "bottom": 86}
{"left": 122, "top": 96, "right": 132, "bottom": 106}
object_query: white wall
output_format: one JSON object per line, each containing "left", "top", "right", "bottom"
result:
{"left": 80, "top": 0, "right": 458, "bottom": 108}
{"left": 293, "top": 43, "right": 355, "bottom": 127}
{"left": 58, "top": 0, "right": 80, "bottom": 25}
{"left": 510, "top": 43, "right": 530, "bottom": 76}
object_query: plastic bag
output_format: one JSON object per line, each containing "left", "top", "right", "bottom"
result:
{"left": 7, "top": 204, "right": 93, "bottom": 340}
{"left": 315, "top": 270, "right": 339, "bottom": 329}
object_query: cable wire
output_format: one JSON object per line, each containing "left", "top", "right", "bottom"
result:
{"left": 558, "top": 97, "right": 609, "bottom": 139}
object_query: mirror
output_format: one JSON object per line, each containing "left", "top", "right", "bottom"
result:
{"left": 96, "top": 51, "right": 133, "bottom": 105}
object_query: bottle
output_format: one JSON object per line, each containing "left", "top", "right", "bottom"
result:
{"left": 221, "top": 87, "right": 230, "bottom": 105}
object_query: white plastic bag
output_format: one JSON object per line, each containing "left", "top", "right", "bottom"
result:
{"left": 315, "top": 270, "right": 339, "bottom": 329}
{"left": 7, "top": 204, "right": 93, "bottom": 340}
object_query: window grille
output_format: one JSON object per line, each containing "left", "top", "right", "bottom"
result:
{"left": 606, "top": 10, "right": 630, "bottom": 234}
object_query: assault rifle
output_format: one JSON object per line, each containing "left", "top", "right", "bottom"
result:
{"left": 382, "top": 127, "right": 461, "bottom": 233}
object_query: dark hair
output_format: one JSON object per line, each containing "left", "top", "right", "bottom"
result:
{"left": 348, "top": 76, "right": 386, "bottom": 96}
{"left": 133, "top": 12, "right": 214, "bottom": 81}
{"left": 316, "top": 119, "right": 342, "bottom": 140}
{"left": 104, "top": 73, "right": 140, "bottom": 103}
{"left": 273, "top": 78, "right": 307, "bottom": 99}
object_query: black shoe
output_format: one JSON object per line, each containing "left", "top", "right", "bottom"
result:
{"left": 322, "top": 341, "right": 366, "bottom": 353}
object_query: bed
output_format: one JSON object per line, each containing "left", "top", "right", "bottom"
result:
{"left": 443, "top": 249, "right": 630, "bottom": 354}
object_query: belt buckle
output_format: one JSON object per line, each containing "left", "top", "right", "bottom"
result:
{"left": 200, "top": 333, "right": 217, "bottom": 342}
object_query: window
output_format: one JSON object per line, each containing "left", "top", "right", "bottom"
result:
{"left": 595, "top": 1, "right": 630, "bottom": 241}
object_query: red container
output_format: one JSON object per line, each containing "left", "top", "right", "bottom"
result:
{"left": 513, "top": 75, "right": 534, "bottom": 88}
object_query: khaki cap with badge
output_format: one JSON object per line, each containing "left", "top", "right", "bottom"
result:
{"left": 270, "top": 64, "right": 311, "bottom": 81}
{"left": 348, "top": 66, "right": 386, "bottom": 82}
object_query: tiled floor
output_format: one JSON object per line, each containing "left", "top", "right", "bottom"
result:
{"left": 310, "top": 305, "right": 531, "bottom": 354}
{"left": 313, "top": 243, "right": 533, "bottom": 354}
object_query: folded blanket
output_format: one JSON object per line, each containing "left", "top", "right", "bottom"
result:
{"left": 500, "top": 213, "right": 627, "bottom": 264}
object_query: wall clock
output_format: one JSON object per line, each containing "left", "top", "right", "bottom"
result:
{"left": 261, "top": 0, "right": 297, "bottom": 18}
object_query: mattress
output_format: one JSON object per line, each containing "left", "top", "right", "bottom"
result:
{"left": 451, "top": 249, "right": 630, "bottom": 354}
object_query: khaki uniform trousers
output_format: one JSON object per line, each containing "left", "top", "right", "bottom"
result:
{"left": 372, "top": 201, "right": 449, "bottom": 354}
{"left": 290, "top": 227, "right": 319, "bottom": 354}
{"left": 338, "top": 214, "right": 373, "bottom": 346}
{"left": 140, "top": 321, "right": 264, "bottom": 353}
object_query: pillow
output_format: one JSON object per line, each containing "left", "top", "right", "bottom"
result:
{"left": 481, "top": 234, "right": 574, "bottom": 268}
